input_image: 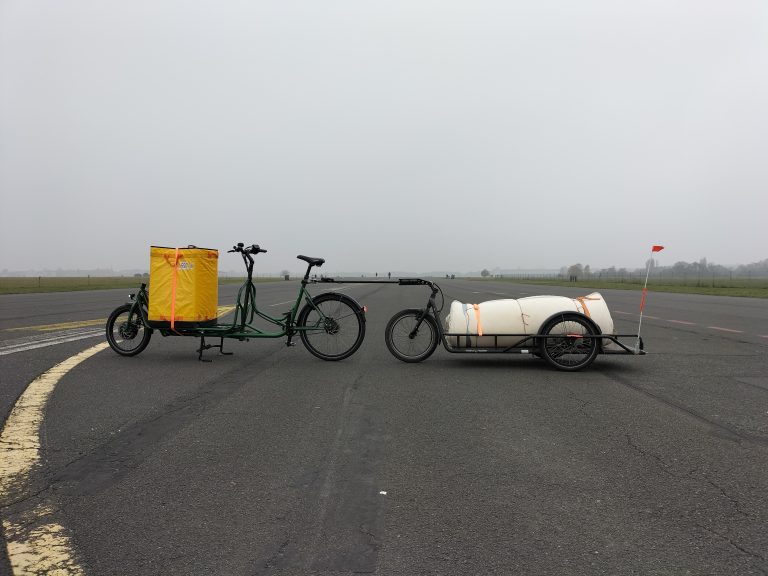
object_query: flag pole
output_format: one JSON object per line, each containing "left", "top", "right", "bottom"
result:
{"left": 636, "top": 245, "right": 664, "bottom": 352}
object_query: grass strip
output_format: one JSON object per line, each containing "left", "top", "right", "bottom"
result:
{"left": 0, "top": 276, "right": 284, "bottom": 295}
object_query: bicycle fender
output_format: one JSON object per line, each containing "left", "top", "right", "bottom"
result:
{"left": 539, "top": 311, "right": 600, "bottom": 334}
{"left": 315, "top": 292, "right": 367, "bottom": 322}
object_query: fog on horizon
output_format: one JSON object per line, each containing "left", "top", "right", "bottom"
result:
{"left": 1, "top": 1, "right": 767, "bottom": 275}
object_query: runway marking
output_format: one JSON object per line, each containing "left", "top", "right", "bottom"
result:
{"left": 1, "top": 342, "right": 108, "bottom": 575}
{"left": 668, "top": 319, "right": 697, "bottom": 325}
{"left": 217, "top": 305, "right": 236, "bottom": 317}
{"left": 6, "top": 319, "right": 106, "bottom": 332}
{"left": 4, "top": 503, "right": 85, "bottom": 575}
{"left": 0, "top": 307, "right": 236, "bottom": 356}
{"left": 270, "top": 299, "right": 300, "bottom": 307}
{"left": 0, "top": 329, "right": 103, "bottom": 356}
{"left": 708, "top": 326, "right": 743, "bottom": 334}
{"left": 268, "top": 285, "right": 357, "bottom": 307}
{"left": 6, "top": 306, "right": 235, "bottom": 334}
{"left": 615, "top": 311, "right": 658, "bottom": 320}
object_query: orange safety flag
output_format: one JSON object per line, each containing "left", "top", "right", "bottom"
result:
{"left": 652, "top": 245, "right": 664, "bottom": 252}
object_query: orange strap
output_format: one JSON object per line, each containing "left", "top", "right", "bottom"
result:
{"left": 170, "top": 248, "right": 180, "bottom": 333}
{"left": 574, "top": 296, "right": 600, "bottom": 317}
{"left": 472, "top": 304, "right": 483, "bottom": 337}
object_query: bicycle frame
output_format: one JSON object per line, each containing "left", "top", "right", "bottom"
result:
{"left": 122, "top": 250, "right": 352, "bottom": 360}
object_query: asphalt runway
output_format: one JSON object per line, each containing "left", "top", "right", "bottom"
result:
{"left": 1, "top": 279, "right": 767, "bottom": 575}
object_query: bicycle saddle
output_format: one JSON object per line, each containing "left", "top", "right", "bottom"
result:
{"left": 297, "top": 255, "right": 325, "bottom": 267}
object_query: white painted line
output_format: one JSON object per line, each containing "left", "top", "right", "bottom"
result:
{"left": 707, "top": 326, "right": 743, "bottom": 333}
{"left": 1, "top": 342, "right": 108, "bottom": 575}
{"left": 668, "top": 320, "right": 696, "bottom": 325}
{"left": 1, "top": 309, "right": 234, "bottom": 355}
{"left": 6, "top": 318, "right": 106, "bottom": 332}
{"left": 3, "top": 329, "right": 98, "bottom": 348}
{"left": 614, "top": 310, "right": 634, "bottom": 315}
{"left": 644, "top": 315, "right": 659, "bottom": 320}
{"left": 0, "top": 330, "right": 103, "bottom": 356}
{"left": 760, "top": 335, "right": 768, "bottom": 339}
{"left": 268, "top": 285, "right": 357, "bottom": 307}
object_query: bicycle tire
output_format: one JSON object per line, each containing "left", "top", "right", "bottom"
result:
{"left": 297, "top": 293, "right": 365, "bottom": 361}
{"left": 385, "top": 309, "right": 439, "bottom": 363}
{"left": 106, "top": 304, "right": 152, "bottom": 357}
{"left": 539, "top": 312, "right": 599, "bottom": 371}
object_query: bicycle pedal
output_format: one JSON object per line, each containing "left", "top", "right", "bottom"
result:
{"left": 286, "top": 341, "right": 296, "bottom": 347}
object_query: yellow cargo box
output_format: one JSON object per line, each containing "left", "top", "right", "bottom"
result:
{"left": 148, "top": 246, "right": 218, "bottom": 329}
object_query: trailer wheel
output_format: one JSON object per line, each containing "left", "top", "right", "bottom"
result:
{"left": 539, "top": 313, "right": 599, "bottom": 371}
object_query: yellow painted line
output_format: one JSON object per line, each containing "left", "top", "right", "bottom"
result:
{"left": 6, "top": 306, "right": 235, "bottom": 334}
{"left": 217, "top": 305, "right": 236, "bottom": 318}
{"left": 4, "top": 503, "right": 86, "bottom": 575}
{"left": 1, "top": 342, "right": 108, "bottom": 575}
{"left": 6, "top": 319, "right": 107, "bottom": 332}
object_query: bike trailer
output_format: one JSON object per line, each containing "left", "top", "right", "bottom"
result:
{"left": 147, "top": 246, "right": 218, "bottom": 330}
{"left": 444, "top": 292, "right": 615, "bottom": 348}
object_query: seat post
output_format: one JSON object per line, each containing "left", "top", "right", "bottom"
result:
{"left": 302, "top": 263, "right": 313, "bottom": 282}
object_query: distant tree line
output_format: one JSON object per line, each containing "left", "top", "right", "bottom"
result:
{"left": 562, "top": 258, "right": 768, "bottom": 280}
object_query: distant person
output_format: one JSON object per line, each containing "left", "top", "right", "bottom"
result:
{"left": 376, "top": 272, "right": 378, "bottom": 277}
{"left": 388, "top": 272, "right": 391, "bottom": 279}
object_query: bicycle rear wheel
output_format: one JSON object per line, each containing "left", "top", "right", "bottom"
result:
{"left": 297, "top": 293, "right": 365, "bottom": 361}
{"left": 385, "top": 309, "right": 439, "bottom": 363}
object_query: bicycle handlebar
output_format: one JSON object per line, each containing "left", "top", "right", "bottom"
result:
{"left": 228, "top": 243, "right": 267, "bottom": 255}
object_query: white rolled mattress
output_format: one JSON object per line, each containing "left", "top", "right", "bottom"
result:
{"left": 444, "top": 292, "right": 614, "bottom": 348}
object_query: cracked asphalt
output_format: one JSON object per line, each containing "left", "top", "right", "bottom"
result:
{"left": 1, "top": 279, "right": 767, "bottom": 575}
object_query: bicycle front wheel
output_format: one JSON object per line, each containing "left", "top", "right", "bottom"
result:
{"left": 106, "top": 304, "right": 152, "bottom": 356}
{"left": 297, "top": 293, "right": 366, "bottom": 361}
{"left": 385, "top": 309, "right": 439, "bottom": 363}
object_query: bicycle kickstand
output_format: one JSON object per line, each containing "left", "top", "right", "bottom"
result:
{"left": 197, "top": 336, "right": 234, "bottom": 362}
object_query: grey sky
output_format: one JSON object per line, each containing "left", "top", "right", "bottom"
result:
{"left": 2, "top": 1, "right": 767, "bottom": 274}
